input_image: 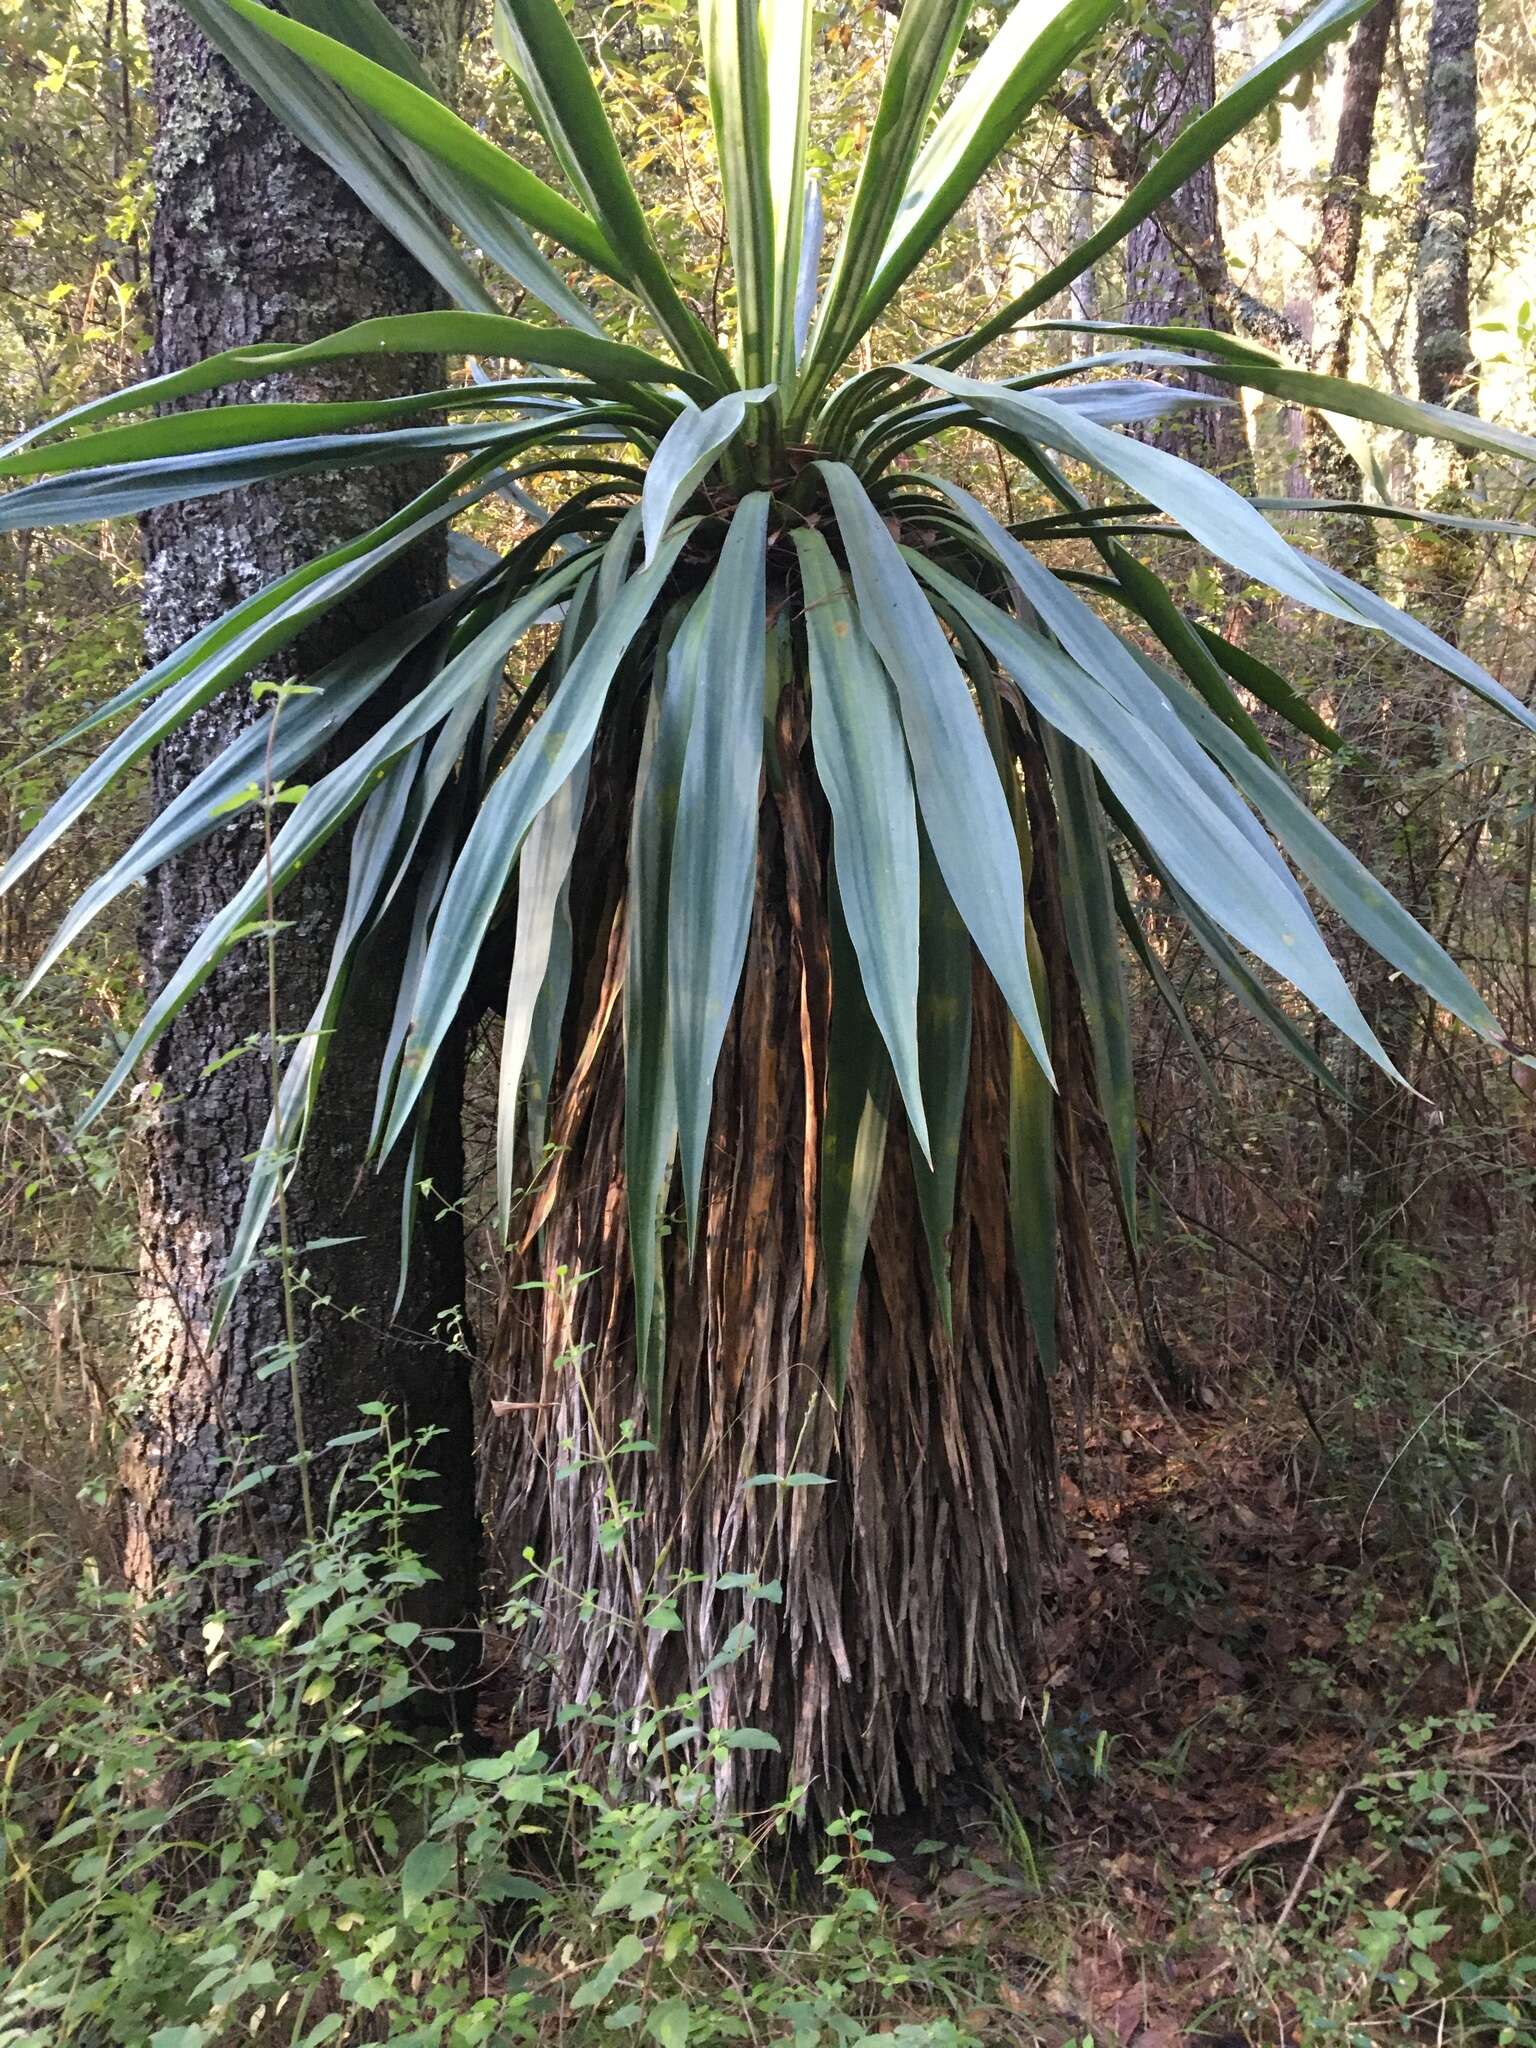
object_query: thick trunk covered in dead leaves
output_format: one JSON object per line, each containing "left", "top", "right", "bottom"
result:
{"left": 484, "top": 698, "right": 1096, "bottom": 1817}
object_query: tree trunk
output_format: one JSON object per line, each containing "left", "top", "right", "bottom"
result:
{"left": 123, "top": 0, "right": 478, "bottom": 1674}
{"left": 1368, "top": 0, "right": 1481, "bottom": 1057}
{"left": 1121, "top": 0, "right": 1251, "bottom": 477}
{"left": 1305, "top": 0, "right": 1396, "bottom": 530}
{"left": 1414, "top": 0, "right": 1480, "bottom": 422}
{"left": 1318, "top": 0, "right": 1480, "bottom": 1321}
{"left": 484, "top": 695, "right": 1098, "bottom": 1817}
{"left": 1065, "top": 133, "right": 1099, "bottom": 339}
{"left": 1302, "top": 0, "right": 1401, "bottom": 1350}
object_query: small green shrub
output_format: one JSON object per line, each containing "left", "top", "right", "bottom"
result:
{"left": 0, "top": 1412, "right": 991, "bottom": 2047}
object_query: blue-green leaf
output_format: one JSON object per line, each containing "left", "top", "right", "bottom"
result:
{"left": 818, "top": 460, "right": 1052, "bottom": 1086}
{"left": 668, "top": 496, "right": 771, "bottom": 1239}
{"left": 794, "top": 528, "right": 926, "bottom": 1156}
{"left": 623, "top": 602, "right": 706, "bottom": 1414}
{"left": 822, "top": 890, "right": 892, "bottom": 1397}
{"left": 1041, "top": 726, "right": 1136, "bottom": 1233}
{"left": 863, "top": 0, "right": 1121, "bottom": 332}
{"left": 219, "top": 0, "right": 625, "bottom": 275}
{"left": 496, "top": 753, "right": 591, "bottom": 1239}
{"left": 81, "top": 561, "right": 588, "bottom": 1136}
{"left": 912, "top": 556, "right": 1397, "bottom": 1078}
{"left": 907, "top": 833, "right": 971, "bottom": 1331}
{"left": 908, "top": 366, "right": 1359, "bottom": 626}
{"left": 641, "top": 388, "right": 772, "bottom": 563}
{"left": 0, "top": 465, "right": 499, "bottom": 901}
{"left": 384, "top": 529, "right": 693, "bottom": 1157}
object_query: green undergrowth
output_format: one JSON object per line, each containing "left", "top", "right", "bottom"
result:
{"left": 0, "top": 1411, "right": 998, "bottom": 2048}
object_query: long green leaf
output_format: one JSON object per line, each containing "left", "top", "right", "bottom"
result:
{"left": 794, "top": 528, "right": 927, "bottom": 1156}
{"left": 667, "top": 495, "right": 771, "bottom": 1239}
{"left": 912, "top": 554, "right": 1397, "bottom": 1077}
{"left": 220, "top": 0, "right": 624, "bottom": 275}
{"left": 370, "top": 825, "right": 458, "bottom": 1157}
{"left": 793, "top": 0, "right": 970, "bottom": 423}
{"left": 4, "top": 313, "right": 709, "bottom": 460}
{"left": 0, "top": 389, "right": 578, "bottom": 481}
{"left": 699, "top": 0, "right": 776, "bottom": 387}
{"left": 1110, "top": 864, "right": 1216, "bottom": 1092}
{"left": 0, "top": 414, "right": 620, "bottom": 533}
{"left": 822, "top": 889, "right": 892, "bottom": 1398}
{"left": 492, "top": 0, "right": 732, "bottom": 384}
{"left": 793, "top": 173, "right": 824, "bottom": 365}
{"left": 1302, "top": 549, "right": 1536, "bottom": 738}
{"left": 641, "top": 387, "right": 772, "bottom": 562}
{"left": 79, "top": 562, "right": 584, "bottom": 1133}
{"left": 939, "top": 0, "right": 1373, "bottom": 366}
{"left": 213, "top": 745, "right": 423, "bottom": 1331}
{"left": 935, "top": 382, "right": 1521, "bottom": 751}
{"left": 1170, "top": 879, "right": 1346, "bottom": 1097}
{"left": 950, "top": 604, "right": 1059, "bottom": 1366}
{"left": 765, "top": 0, "right": 813, "bottom": 381}
{"left": 908, "top": 832, "right": 971, "bottom": 1331}
{"left": 1008, "top": 994, "right": 1057, "bottom": 1374}
{"left": 909, "top": 366, "right": 1360, "bottom": 625}
{"left": 1041, "top": 726, "right": 1136, "bottom": 1233}
{"left": 522, "top": 580, "right": 605, "bottom": 1168}
{"left": 624, "top": 601, "right": 707, "bottom": 1413}
{"left": 1030, "top": 319, "right": 1536, "bottom": 472}
{"left": 181, "top": 0, "right": 503, "bottom": 317}
{"left": 861, "top": 0, "right": 1120, "bottom": 335}
{"left": 0, "top": 464, "right": 502, "bottom": 899}
{"left": 819, "top": 460, "right": 1052, "bottom": 1084}
{"left": 20, "top": 590, "right": 463, "bottom": 998}
{"left": 1109, "top": 791, "right": 1343, "bottom": 1094}
{"left": 384, "top": 528, "right": 694, "bottom": 1157}
{"left": 624, "top": 678, "right": 680, "bottom": 1414}
{"left": 1097, "top": 545, "right": 1275, "bottom": 761}
{"left": 496, "top": 752, "right": 591, "bottom": 1238}
{"left": 276, "top": 0, "right": 604, "bottom": 334}
{"left": 1126, "top": 639, "right": 1505, "bottom": 1045}
{"left": 923, "top": 471, "right": 1277, "bottom": 779}
{"left": 366, "top": 564, "right": 568, "bottom": 1155}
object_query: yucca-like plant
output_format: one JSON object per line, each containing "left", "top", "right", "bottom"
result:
{"left": 4, "top": 0, "right": 1533, "bottom": 1806}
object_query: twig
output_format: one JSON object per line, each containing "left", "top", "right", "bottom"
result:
{"left": 1271, "top": 1780, "right": 1355, "bottom": 1936}
{"left": 0, "top": 1255, "right": 137, "bottom": 1276}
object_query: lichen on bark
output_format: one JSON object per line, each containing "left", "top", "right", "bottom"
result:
{"left": 124, "top": 0, "right": 478, "bottom": 1671}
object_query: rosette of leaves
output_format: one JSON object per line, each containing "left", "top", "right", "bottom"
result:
{"left": 4, "top": 0, "right": 1533, "bottom": 1806}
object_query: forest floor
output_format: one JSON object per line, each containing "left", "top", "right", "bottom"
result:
{"left": 825, "top": 1374, "right": 1536, "bottom": 2044}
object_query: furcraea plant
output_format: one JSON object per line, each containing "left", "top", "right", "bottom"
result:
{"left": 3, "top": 0, "right": 1533, "bottom": 1810}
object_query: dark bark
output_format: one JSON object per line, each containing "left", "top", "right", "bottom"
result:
{"left": 1306, "top": 1, "right": 1403, "bottom": 1347}
{"left": 1319, "top": 0, "right": 1481, "bottom": 1321}
{"left": 1305, "top": 0, "right": 1396, "bottom": 539}
{"left": 124, "top": 0, "right": 478, "bottom": 1673}
{"left": 483, "top": 694, "right": 1101, "bottom": 1817}
{"left": 1414, "top": 0, "right": 1480, "bottom": 415}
